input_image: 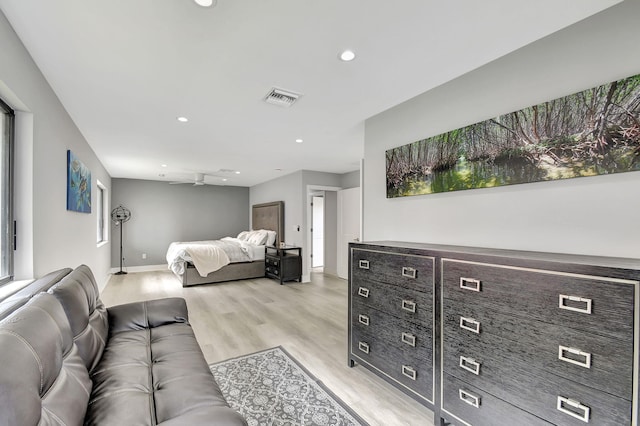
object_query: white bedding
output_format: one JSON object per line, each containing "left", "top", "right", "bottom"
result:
{"left": 166, "top": 237, "right": 262, "bottom": 277}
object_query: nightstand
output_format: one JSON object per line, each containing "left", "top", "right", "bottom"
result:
{"left": 265, "top": 245, "right": 302, "bottom": 284}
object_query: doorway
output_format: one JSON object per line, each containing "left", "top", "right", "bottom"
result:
{"left": 311, "top": 195, "right": 324, "bottom": 269}
{"left": 306, "top": 185, "right": 341, "bottom": 280}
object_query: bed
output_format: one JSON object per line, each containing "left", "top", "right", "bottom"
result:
{"left": 167, "top": 201, "right": 284, "bottom": 287}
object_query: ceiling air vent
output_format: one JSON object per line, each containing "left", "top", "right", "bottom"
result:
{"left": 264, "top": 88, "right": 301, "bottom": 107}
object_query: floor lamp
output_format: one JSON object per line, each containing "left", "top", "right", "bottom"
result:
{"left": 111, "top": 205, "right": 131, "bottom": 275}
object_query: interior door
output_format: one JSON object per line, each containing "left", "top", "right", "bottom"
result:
{"left": 337, "top": 187, "right": 361, "bottom": 279}
{"left": 312, "top": 195, "right": 324, "bottom": 268}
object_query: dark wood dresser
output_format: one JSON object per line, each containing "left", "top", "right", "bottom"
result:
{"left": 348, "top": 241, "right": 640, "bottom": 426}
{"left": 349, "top": 245, "right": 436, "bottom": 407}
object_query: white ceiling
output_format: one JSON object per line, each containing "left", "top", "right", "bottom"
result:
{"left": 0, "top": 0, "right": 621, "bottom": 187}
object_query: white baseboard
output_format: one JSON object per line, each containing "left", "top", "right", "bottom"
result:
{"left": 320, "top": 271, "right": 346, "bottom": 281}
{"left": 109, "top": 264, "right": 167, "bottom": 274}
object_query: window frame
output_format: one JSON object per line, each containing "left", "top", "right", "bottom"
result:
{"left": 96, "top": 179, "right": 108, "bottom": 247}
{"left": 0, "top": 97, "right": 15, "bottom": 285}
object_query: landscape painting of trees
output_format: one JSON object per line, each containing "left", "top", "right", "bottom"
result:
{"left": 386, "top": 74, "right": 640, "bottom": 198}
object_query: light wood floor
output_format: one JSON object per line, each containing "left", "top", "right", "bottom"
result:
{"left": 101, "top": 270, "right": 434, "bottom": 426}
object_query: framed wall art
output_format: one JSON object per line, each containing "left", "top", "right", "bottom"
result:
{"left": 386, "top": 73, "right": 640, "bottom": 198}
{"left": 67, "top": 150, "right": 91, "bottom": 213}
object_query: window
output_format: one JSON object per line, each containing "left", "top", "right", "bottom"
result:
{"left": 96, "top": 180, "right": 108, "bottom": 245}
{"left": 0, "top": 98, "right": 14, "bottom": 284}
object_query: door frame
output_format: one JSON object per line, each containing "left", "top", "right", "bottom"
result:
{"left": 305, "top": 185, "right": 341, "bottom": 280}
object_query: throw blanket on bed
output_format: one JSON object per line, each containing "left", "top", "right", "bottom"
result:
{"left": 166, "top": 238, "right": 254, "bottom": 277}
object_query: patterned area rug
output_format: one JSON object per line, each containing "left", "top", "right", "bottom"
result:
{"left": 210, "top": 347, "right": 369, "bottom": 426}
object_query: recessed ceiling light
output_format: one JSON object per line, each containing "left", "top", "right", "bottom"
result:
{"left": 194, "top": 0, "right": 216, "bottom": 7}
{"left": 161, "top": 164, "right": 167, "bottom": 168}
{"left": 235, "top": 171, "right": 241, "bottom": 174}
{"left": 222, "top": 178, "right": 228, "bottom": 182}
{"left": 177, "top": 116, "right": 188, "bottom": 122}
{"left": 339, "top": 50, "right": 356, "bottom": 62}
{"left": 295, "top": 139, "right": 303, "bottom": 144}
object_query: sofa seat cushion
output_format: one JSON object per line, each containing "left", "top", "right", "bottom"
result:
{"left": 86, "top": 323, "right": 242, "bottom": 425}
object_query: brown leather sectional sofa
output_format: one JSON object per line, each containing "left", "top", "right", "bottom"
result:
{"left": 0, "top": 265, "right": 246, "bottom": 426}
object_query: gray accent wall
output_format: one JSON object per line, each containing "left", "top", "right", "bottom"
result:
{"left": 0, "top": 10, "right": 112, "bottom": 287}
{"left": 363, "top": 1, "right": 640, "bottom": 259}
{"left": 250, "top": 171, "right": 304, "bottom": 248}
{"left": 111, "top": 179, "right": 249, "bottom": 268}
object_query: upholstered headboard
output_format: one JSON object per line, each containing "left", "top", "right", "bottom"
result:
{"left": 252, "top": 201, "right": 284, "bottom": 246}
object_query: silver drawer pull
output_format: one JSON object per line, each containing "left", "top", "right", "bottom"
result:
{"left": 401, "top": 332, "right": 416, "bottom": 347}
{"left": 559, "top": 294, "right": 592, "bottom": 314}
{"left": 357, "top": 287, "right": 370, "bottom": 298}
{"left": 401, "top": 365, "right": 417, "bottom": 380}
{"left": 557, "top": 396, "right": 590, "bottom": 423}
{"left": 459, "top": 389, "right": 480, "bottom": 408}
{"left": 459, "top": 316, "right": 481, "bottom": 334}
{"left": 358, "top": 260, "right": 370, "bottom": 270}
{"left": 459, "top": 356, "right": 481, "bottom": 375}
{"left": 460, "top": 277, "right": 481, "bottom": 292}
{"left": 358, "top": 341, "right": 370, "bottom": 354}
{"left": 401, "top": 267, "right": 417, "bottom": 279}
{"left": 401, "top": 299, "right": 416, "bottom": 313}
{"left": 358, "top": 314, "right": 370, "bottom": 326}
{"left": 558, "top": 346, "right": 591, "bottom": 369}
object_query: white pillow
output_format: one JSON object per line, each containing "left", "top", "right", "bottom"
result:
{"left": 247, "top": 230, "right": 268, "bottom": 245}
{"left": 249, "top": 229, "right": 276, "bottom": 246}
{"left": 237, "top": 231, "right": 250, "bottom": 241}
{"left": 265, "top": 230, "right": 277, "bottom": 246}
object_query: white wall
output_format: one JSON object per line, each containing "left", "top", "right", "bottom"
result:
{"left": 0, "top": 11, "right": 112, "bottom": 286}
{"left": 340, "top": 170, "right": 360, "bottom": 189}
{"left": 364, "top": 1, "right": 640, "bottom": 259}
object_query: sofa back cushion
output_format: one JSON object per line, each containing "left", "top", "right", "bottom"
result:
{"left": 0, "top": 293, "right": 92, "bottom": 426}
{"left": 49, "top": 264, "right": 109, "bottom": 373}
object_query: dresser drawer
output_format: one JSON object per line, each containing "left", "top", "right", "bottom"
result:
{"left": 351, "top": 279, "right": 431, "bottom": 326}
{"left": 352, "top": 249, "right": 434, "bottom": 294}
{"left": 442, "top": 373, "right": 552, "bottom": 426}
{"left": 443, "top": 301, "right": 632, "bottom": 399}
{"left": 442, "top": 259, "right": 636, "bottom": 341}
{"left": 351, "top": 327, "right": 432, "bottom": 400}
{"left": 351, "top": 302, "right": 432, "bottom": 365}
{"left": 265, "top": 265, "right": 279, "bottom": 276}
{"left": 443, "top": 341, "right": 632, "bottom": 425}
{"left": 265, "top": 255, "right": 279, "bottom": 267}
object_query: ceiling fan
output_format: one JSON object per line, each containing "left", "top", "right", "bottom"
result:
{"left": 167, "top": 171, "right": 236, "bottom": 186}
{"left": 169, "top": 172, "right": 209, "bottom": 186}
{"left": 166, "top": 168, "right": 239, "bottom": 186}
